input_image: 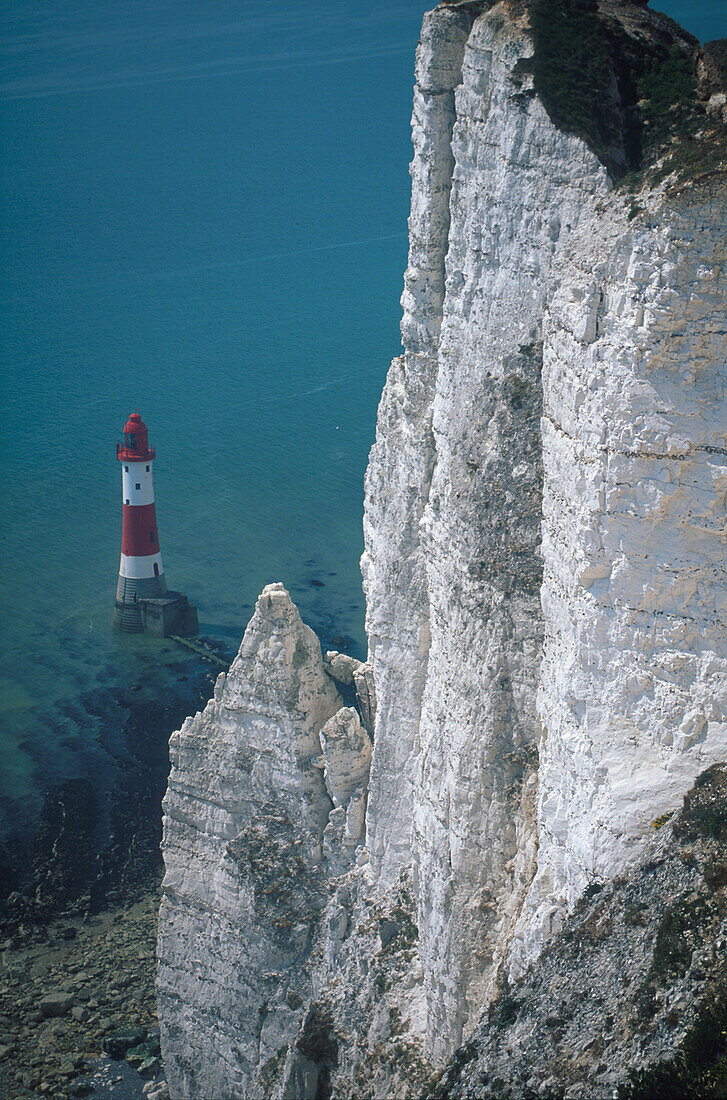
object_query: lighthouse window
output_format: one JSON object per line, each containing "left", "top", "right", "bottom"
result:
{"left": 125, "top": 499, "right": 130, "bottom": 505}
{"left": 145, "top": 465, "right": 150, "bottom": 472}
{"left": 124, "top": 465, "right": 129, "bottom": 472}
{"left": 135, "top": 483, "right": 141, "bottom": 490}
{"left": 124, "top": 433, "right": 138, "bottom": 448}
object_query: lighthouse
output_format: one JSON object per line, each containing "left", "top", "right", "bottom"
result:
{"left": 114, "top": 412, "right": 166, "bottom": 629}
{"left": 113, "top": 411, "right": 198, "bottom": 637}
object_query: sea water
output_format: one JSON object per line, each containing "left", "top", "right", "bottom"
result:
{"left": 0, "top": 0, "right": 431, "bottom": 835}
{"left": 0, "top": 0, "right": 718, "bottom": 838}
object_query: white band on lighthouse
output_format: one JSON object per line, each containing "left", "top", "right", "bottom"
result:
{"left": 119, "top": 552, "right": 165, "bottom": 579}
{"left": 115, "top": 411, "right": 197, "bottom": 636}
{"left": 121, "top": 462, "right": 156, "bottom": 506}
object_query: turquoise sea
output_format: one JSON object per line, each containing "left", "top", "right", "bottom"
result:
{"left": 0, "top": 1, "right": 721, "bottom": 848}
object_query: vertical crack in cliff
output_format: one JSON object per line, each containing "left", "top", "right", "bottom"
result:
{"left": 408, "top": 0, "right": 616, "bottom": 1055}
{"left": 363, "top": 6, "right": 474, "bottom": 885}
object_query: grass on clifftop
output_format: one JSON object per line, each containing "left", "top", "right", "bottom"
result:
{"left": 638, "top": 44, "right": 696, "bottom": 131}
{"left": 527, "top": 0, "right": 727, "bottom": 185}
{"left": 629, "top": 42, "right": 723, "bottom": 188}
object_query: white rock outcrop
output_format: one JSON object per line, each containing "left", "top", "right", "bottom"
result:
{"left": 317, "top": 706, "right": 372, "bottom": 808}
{"left": 157, "top": 584, "right": 347, "bottom": 1098}
{"left": 323, "top": 650, "right": 361, "bottom": 686}
{"left": 361, "top": 0, "right": 725, "bottom": 1054}
{"left": 407, "top": 7, "right": 613, "bottom": 1051}
{"left": 362, "top": 5, "right": 473, "bottom": 885}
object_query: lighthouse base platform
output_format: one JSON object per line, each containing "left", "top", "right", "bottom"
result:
{"left": 138, "top": 593, "right": 199, "bottom": 638}
{"left": 114, "top": 589, "right": 198, "bottom": 637}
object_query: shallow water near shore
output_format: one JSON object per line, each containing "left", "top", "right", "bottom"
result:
{"left": 0, "top": 887, "right": 162, "bottom": 1098}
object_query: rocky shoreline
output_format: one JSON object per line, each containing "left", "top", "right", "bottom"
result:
{"left": 0, "top": 883, "right": 166, "bottom": 1099}
{"left": 0, "top": 643, "right": 228, "bottom": 1098}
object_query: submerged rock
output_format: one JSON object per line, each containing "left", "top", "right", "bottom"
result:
{"left": 102, "top": 1026, "right": 146, "bottom": 1060}
{"left": 39, "top": 993, "right": 73, "bottom": 1019}
{"left": 138, "top": 1055, "right": 160, "bottom": 1078}
{"left": 69, "top": 1077, "right": 94, "bottom": 1097}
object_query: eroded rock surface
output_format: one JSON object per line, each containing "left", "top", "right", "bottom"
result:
{"left": 433, "top": 765, "right": 727, "bottom": 1100}
{"left": 362, "top": 0, "right": 725, "bottom": 1061}
{"left": 317, "top": 707, "right": 371, "bottom": 809}
{"left": 157, "top": 585, "right": 346, "bottom": 1099}
{"left": 511, "top": 181, "right": 727, "bottom": 978}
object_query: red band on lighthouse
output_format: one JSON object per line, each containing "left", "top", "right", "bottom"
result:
{"left": 121, "top": 503, "right": 158, "bottom": 556}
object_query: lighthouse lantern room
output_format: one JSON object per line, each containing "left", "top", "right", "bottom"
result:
{"left": 113, "top": 412, "right": 198, "bottom": 637}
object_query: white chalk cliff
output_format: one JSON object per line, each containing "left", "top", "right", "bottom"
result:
{"left": 157, "top": 2, "right": 726, "bottom": 1096}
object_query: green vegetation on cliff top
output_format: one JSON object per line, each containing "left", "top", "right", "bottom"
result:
{"left": 527, "top": 0, "right": 726, "bottom": 185}
{"left": 529, "top": 0, "right": 620, "bottom": 165}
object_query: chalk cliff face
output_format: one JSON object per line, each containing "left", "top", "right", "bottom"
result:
{"left": 436, "top": 764, "right": 727, "bottom": 1100}
{"left": 510, "top": 181, "right": 727, "bottom": 978}
{"left": 157, "top": 2, "right": 726, "bottom": 1096}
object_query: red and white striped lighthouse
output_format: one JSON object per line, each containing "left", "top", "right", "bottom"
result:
{"left": 113, "top": 411, "right": 167, "bottom": 631}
